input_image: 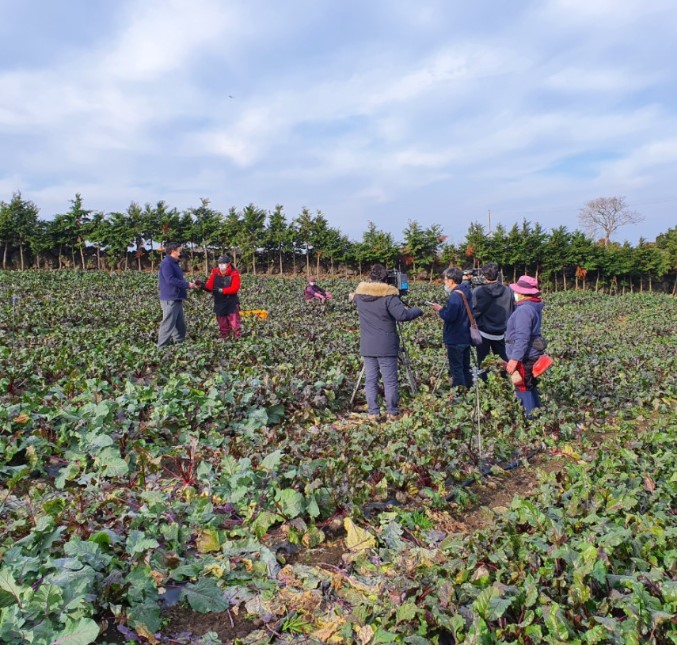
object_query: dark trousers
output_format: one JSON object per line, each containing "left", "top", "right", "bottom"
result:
{"left": 476, "top": 337, "right": 508, "bottom": 380}
{"left": 514, "top": 356, "right": 541, "bottom": 417}
{"left": 446, "top": 344, "right": 472, "bottom": 389}
{"left": 476, "top": 337, "right": 508, "bottom": 364}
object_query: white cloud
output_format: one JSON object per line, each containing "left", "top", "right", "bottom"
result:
{"left": 100, "top": 0, "right": 237, "bottom": 81}
{"left": 1, "top": 1, "right": 676, "bottom": 240}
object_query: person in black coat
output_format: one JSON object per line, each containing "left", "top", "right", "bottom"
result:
{"left": 351, "top": 264, "right": 423, "bottom": 420}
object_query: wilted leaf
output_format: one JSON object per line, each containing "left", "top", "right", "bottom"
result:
{"left": 357, "top": 624, "right": 374, "bottom": 644}
{"left": 302, "top": 526, "right": 325, "bottom": 548}
{"left": 196, "top": 529, "right": 222, "bottom": 553}
{"left": 134, "top": 624, "right": 159, "bottom": 645}
{"left": 344, "top": 518, "right": 376, "bottom": 551}
{"left": 312, "top": 616, "right": 345, "bottom": 642}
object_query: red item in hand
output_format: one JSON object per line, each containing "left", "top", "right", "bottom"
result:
{"left": 532, "top": 354, "right": 553, "bottom": 377}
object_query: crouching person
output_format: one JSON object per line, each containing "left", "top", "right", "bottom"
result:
{"left": 304, "top": 276, "right": 333, "bottom": 302}
{"left": 352, "top": 263, "right": 423, "bottom": 421}
{"left": 204, "top": 254, "right": 241, "bottom": 339}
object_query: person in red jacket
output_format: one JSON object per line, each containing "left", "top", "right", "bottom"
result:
{"left": 204, "top": 254, "right": 241, "bottom": 339}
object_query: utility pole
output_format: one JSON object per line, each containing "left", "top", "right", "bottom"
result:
{"left": 488, "top": 209, "right": 492, "bottom": 237}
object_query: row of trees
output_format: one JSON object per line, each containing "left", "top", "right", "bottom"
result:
{"left": 1, "top": 192, "right": 676, "bottom": 293}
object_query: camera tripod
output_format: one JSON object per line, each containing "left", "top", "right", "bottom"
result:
{"left": 433, "top": 346, "right": 485, "bottom": 462}
{"left": 350, "top": 321, "right": 417, "bottom": 407}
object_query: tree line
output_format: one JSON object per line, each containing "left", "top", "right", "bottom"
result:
{"left": 1, "top": 192, "right": 676, "bottom": 294}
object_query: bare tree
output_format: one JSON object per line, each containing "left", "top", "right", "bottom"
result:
{"left": 578, "top": 196, "right": 643, "bottom": 246}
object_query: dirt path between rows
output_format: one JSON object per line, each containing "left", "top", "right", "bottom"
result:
{"left": 151, "top": 450, "right": 570, "bottom": 644}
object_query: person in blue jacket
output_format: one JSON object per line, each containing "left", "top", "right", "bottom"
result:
{"left": 157, "top": 243, "right": 198, "bottom": 348}
{"left": 505, "top": 275, "right": 545, "bottom": 416}
{"left": 431, "top": 267, "right": 474, "bottom": 394}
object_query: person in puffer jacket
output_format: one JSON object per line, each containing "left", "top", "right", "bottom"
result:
{"left": 204, "top": 254, "right": 241, "bottom": 339}
{"left": 351, "top": 263, "right": 423, "bottom": 420}
{"left": 505, "top": 275, "right": 545, "bottom": 417}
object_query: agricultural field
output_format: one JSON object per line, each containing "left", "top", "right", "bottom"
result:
{"left": 0, "top": 271, "right": 676, "bottom": 644}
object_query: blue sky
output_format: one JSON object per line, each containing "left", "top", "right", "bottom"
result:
{"left": 1, "top": 0, "right": 676, "bottom": 244}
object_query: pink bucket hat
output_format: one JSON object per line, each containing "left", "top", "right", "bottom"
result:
{"left": 510, "top": 275, "right": 540, "bottom": 295}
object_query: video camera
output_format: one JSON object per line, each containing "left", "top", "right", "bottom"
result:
{"left": 463, "top": 268, "right": 486, "bottom": 288}
{"left": 385, "top": 269, "right": 409, "bottom": 296}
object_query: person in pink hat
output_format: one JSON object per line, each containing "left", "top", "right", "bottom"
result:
{"left": 504, "top": 275, "right": 546, "bottom": 416}
{"left": 304, "top": 276, "right": 333, "bottom": 302}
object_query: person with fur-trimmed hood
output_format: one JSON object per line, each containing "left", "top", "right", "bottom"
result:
{"left": 351, "top": 263, "right": 423, "bottom": 420}
{"left": 203, "top": 254, "right": 241, "bottom": 339}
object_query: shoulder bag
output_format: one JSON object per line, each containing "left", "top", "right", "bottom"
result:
{"left": 454, "top": 290, "right": 483, "bottom": 346}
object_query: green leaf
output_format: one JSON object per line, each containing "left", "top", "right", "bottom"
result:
{"left": 84, "top": 430, "right": 113, "bottom": 450}
{"left": 473, "top": 586, "right": 497, "bottom": 620}
{"left": 396, "top": 600, "right": 418, "bottom": 623}
{"left": 275, "top": 488, "right": 305, "bottom": 519}
{"left": 261, "top": 450, "right": 283, "bottom": 472}
{"left": 0, "top": 589, "right": 15, "bottom": 609}
{"left": 251, "top": 511, "right": 281, "bottom": 539}
{"left": 49, "top": 617, "right": 100, "bottom": 644}
{"left": 128, "top": 601, "right": 162, "bottom": 633}
{"left": 181, "top": 578, "right": 229, "bottom": 613}
{"left": 0, "top": 568, "right": 24, "bottom": 605}
{"left": 543, "top": 603, "right": 570, "bottom": 641}
{"left": 96, "top": 447, "right": 128, "bottom": 477}
{"left": 55, "top": 462, "right": 80, "bottom": 490}
{"left": 487, "top": 594, "right": 513, "bottom": 621}
{"left": 126, "top": 530, "right": 159, "bottom": 556}
{"left": 88, "top": 530, "right": 116, "bottom": 548}
{"left": 26, "top": 583, "right": 63, "bottom": 621}
{"left": 373, "top": 627, "right": 399, "bottom": 643}
{"left": 306, "top": 496, "right": 321, "bottom": 519}
{"left": 266, "top": 405, "right": 285, "bottom": 425}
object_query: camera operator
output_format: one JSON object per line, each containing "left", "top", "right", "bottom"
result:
{"left": 472, "top": 262, "right": 514, "bottom": 373}
{"left": 351, "top": 263, "right": 423, "bottom": 421}
{"left": 157, "top": 243, "right": 199, "bottom": 348}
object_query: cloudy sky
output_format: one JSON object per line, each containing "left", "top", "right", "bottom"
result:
{"left": 1, "top": 0, "right": 676, "bottom": 244}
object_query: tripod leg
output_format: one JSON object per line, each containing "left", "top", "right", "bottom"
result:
{"left": 432, "top": 357, "right": 449, "bottom": 394}
{"left": 350, "top": 364, "right": 365, "bottom": 406}
{"left": 396, "top": 321, "right": 418, "bottom": 394}
{"left": 404, "top": 357, "right": 418, "bottom": 394}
